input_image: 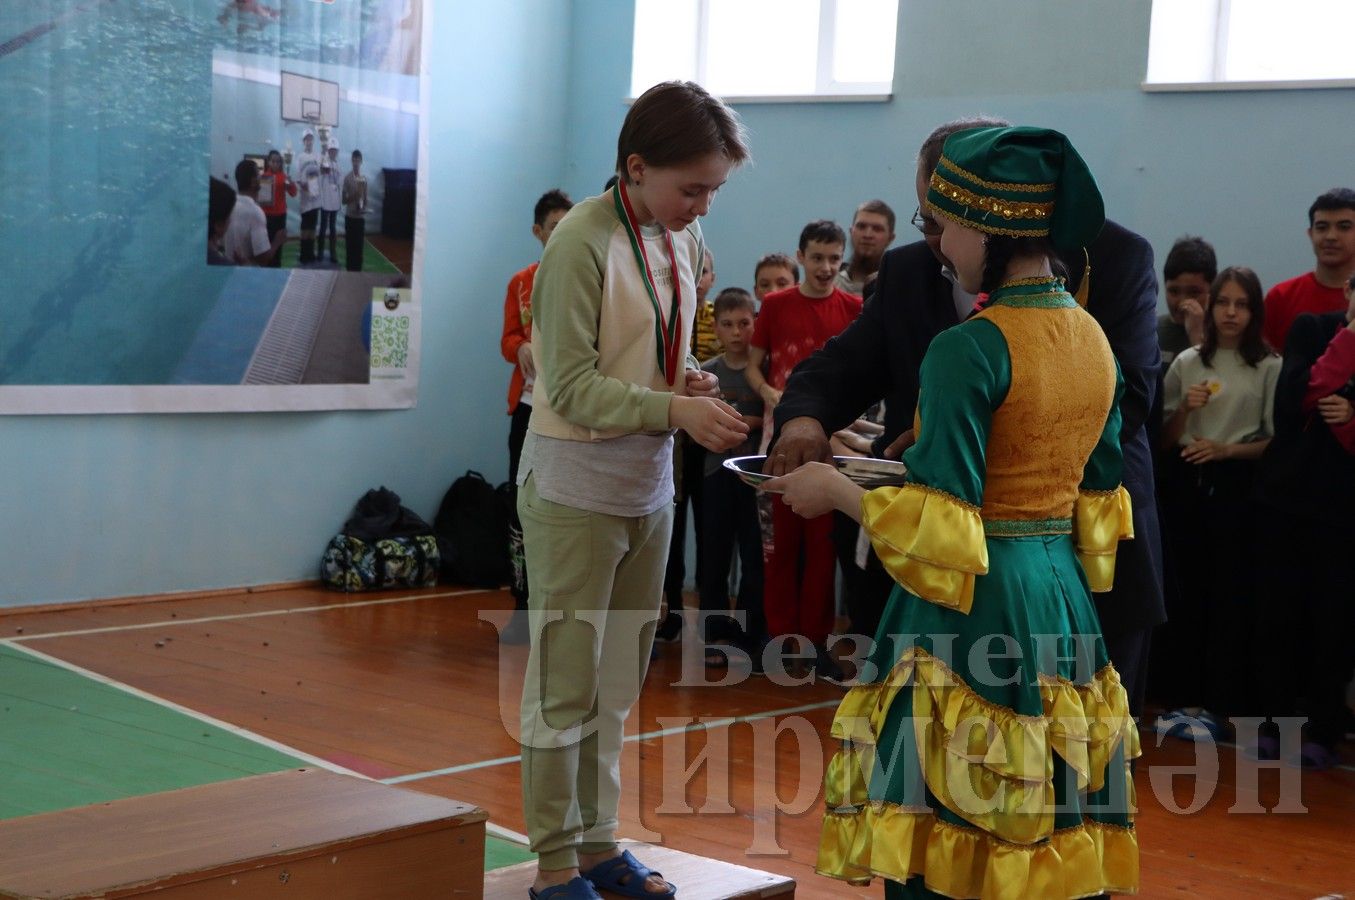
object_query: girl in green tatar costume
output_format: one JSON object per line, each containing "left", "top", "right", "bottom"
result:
{"left": 764, "top": 127, "right": 1140, "bottom": 899}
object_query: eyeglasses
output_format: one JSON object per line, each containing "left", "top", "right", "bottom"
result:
{"left": 911, "top": 207, "right": 943, "bottom": 237}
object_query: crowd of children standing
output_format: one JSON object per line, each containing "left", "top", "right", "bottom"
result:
{"left": 1150, "top": 189, "right": 1355, "bottom": 771}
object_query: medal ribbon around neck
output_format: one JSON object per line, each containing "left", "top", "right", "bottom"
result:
{"left": 614, "top": 182, "right": 682, "bottom": 386}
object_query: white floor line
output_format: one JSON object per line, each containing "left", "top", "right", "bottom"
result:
{"left": 2, "top": 640, "right": 370, "bottom": 781}
{"left": 381, "top": 698, "right": 842, "bottom": 786}
{"left": 7, "top": 588, "right": 491, "bottom": 641}
{"left": 487, "top": 821, "right": 530, "bottom": 845}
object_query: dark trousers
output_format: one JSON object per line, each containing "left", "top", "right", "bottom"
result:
{"left": 697, "top": 467, "right": 765, "bottom": 644}
{"left": 1103, "top": 624, "right": 1153, "bottom": 721}
{"left": 831, "top": 511, "right": 893, "bottom": 641}
{"left": 345, "top": 215, "right": 365, "bottom": 271}
{"left": 265, "top": 214, "right": 286, "bottom": 268}
{"left": 663, "top": 436, "right": 704, "bottom": 611}
{"left": 1151, "top": 456, "right": 1259, "bottom": 717}
{"left": 507, "top": 401, "right": 531, "bottom": 609}
{"left": 1253, "top": 506, "right": 1355, "bottom": 749}
{"left": 299, "top": 209, "right": 319, "bottom": 263}
{"left": 318, "top": 209, "right": 338, "bottom": 259}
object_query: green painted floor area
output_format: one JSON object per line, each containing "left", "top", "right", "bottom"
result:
{"left": 0, "top": 643, "right": 307, "bottom": 820}
{"left": 486, "top": 834, "right": 535, "bottom": 871}
{"left": 0, "top": 642, "right": 528, "bottom": 877}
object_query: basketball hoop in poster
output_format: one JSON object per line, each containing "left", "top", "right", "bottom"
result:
{"left": 281, "top": 71, "right": 339, "bottom": 126}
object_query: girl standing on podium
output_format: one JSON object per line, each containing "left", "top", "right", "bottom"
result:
{"left": 515, "top": 81, "right": 750, "bottom": 900}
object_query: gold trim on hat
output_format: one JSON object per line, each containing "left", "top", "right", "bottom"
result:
{"left": 937, "top": 155, "right": 1056, "bottom": 193}
{"left": 926, "top": 201, "right": 1050, "bottom": 238}
{"left": 930, "top": 173, "right": 1055, "bottom": 222}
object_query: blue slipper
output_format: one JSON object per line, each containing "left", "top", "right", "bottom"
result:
{"left": 583, "top": 849, "right": 676, "bottom": 898}
{"left": 1153, "top": 708, "right": 1225, "bottom": 743}
{"left": 1287, "top": 741, "right": 1337, "bottom": 771}
{"left": 528, "top": 875, "right": 602, "bottom": 900}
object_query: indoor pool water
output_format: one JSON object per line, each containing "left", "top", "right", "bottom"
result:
{"left": 0, "top": 0, "right": 415, "bottom": 385}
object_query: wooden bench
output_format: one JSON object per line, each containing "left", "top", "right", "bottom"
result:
{"left": 0, "top": 768, "right": 486, "bottom": 899}
{"left": 484, "top": 842, "right": 795, "bottom": 899}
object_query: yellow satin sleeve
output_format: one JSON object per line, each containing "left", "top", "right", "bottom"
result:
{"left": 1073, "top": 486, "right": 1134, "bottom": 592}
{"left": 861, "top": 484, "right": 988, "bottom": 614}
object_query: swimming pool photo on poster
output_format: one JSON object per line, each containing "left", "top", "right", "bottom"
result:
{"left": 0, "top": 0, "right": 427, "bottom": 413}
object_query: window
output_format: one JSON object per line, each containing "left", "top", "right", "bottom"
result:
{"left": 630, "top": 0, "right": 898, "bottom": 102}
{"left": 1146, "top": 0, "right": 1355, "bottom": 89}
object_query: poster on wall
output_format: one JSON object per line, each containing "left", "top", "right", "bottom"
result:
{"left": 0, "top": 0, "right": 428, "bottom": 413}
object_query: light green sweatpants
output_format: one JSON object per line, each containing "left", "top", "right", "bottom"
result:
{"left": 517, "top": 473, "right": 674, "bottom": 871}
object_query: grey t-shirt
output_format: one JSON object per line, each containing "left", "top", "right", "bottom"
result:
{"left": 701, "top": 354, "right": 763, "bottom": 478}
{"left": 518, "top": 429, "right": 674, "bottom": 517}
{"left": 1158, "top": 313, "right": 1191, "bottom": 366}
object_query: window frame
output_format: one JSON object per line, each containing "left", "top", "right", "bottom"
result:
{"left": 1143, "top": 0, "right": 1355, "bottom": 93}
{"left": 630, "top": 0, "right": 896, "bottom": 104}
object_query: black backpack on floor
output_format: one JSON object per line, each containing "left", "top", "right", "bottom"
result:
{"left": 434, "top": 471, "right": 512, "bottom": 588}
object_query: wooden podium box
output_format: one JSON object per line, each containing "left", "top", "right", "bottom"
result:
{"left": 0, "top": 768, "right": 486, "bottom": 899}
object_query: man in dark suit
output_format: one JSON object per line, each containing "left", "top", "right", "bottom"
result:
{"left": 768, "top": 118, "right": 1165, "bottom": 716}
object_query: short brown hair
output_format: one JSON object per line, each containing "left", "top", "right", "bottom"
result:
{"left": 713, "top": 287, "right": 756, "bottom": 318}
{"left": 917, "top": 116, "right": 1010, "bottom": 177}
{"left": 616, "top": 81, "right": 750, "bottom": 180}
{"left": 533, "top": 189, "right": 573, "bottom": 228}
{"left": 755, "top": 252, "right": 799, "bottom": 283}
{"left": 799, "top": 220, "right": 846, "bottom": 253}
{"left": 855, "top": 199, "right": 896, "bottom": 233}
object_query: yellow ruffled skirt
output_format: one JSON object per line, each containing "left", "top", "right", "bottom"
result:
{"left": 816, "top": 533, "right": 1141, "bottom": 899}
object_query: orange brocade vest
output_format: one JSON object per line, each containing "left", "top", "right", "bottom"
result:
{"left": 919, "top": 302, "right": 1117, "bottom": 529}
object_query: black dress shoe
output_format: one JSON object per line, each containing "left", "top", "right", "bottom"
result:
{"left": 655, "top": 611, "right": 683, "bottom": 642}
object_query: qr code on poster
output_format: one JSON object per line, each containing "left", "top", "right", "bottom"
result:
{"left": 370, "top": 314, "right": 410, "bottom": 369}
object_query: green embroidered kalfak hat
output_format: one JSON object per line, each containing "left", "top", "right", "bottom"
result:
{"left": 926, "top": 126, "right": 1104, "bottom": 252}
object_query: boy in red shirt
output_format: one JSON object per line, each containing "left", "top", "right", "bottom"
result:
{"left": 746, "top": 221, "right": 862, "bottom": 681}
{"left": 1263, "top": 187, "right": 1355, "bottom": 352}
{"left": 498, "top": 188, "right": 573, "bottom": 643}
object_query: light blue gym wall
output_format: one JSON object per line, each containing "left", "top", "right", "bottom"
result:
{"left": 0, "top": 2, "right": 571, "bottom": 607}
{"left": 565, "top": 0, "right": 1355, "bottom": 302}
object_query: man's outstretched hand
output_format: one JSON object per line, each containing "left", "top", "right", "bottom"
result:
{"left": 764, "top": 416, "right": 833, "bottom": 475}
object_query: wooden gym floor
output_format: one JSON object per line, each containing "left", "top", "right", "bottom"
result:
{"left": 1, "top": 584, "right": 1351, "bottom": 898}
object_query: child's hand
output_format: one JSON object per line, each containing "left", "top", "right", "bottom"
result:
{"left": 1183, "top": 381, "right": 1212, "bottom": 411}
{"left": 761, "top": 461, "right": 859, "bottom": 519}
{"left": 759, "top": 383, "right": 783, "bottom": 407}
{"left": 517, "top": 342, "right": 535, "bottom": 379}
{"left": 670, "top": 395, "right": 749, "bottom": 452}
{"left": 685, "top": 368, "right": 721, "bottom": 399}
{"left": 1318, "top": 394, "right": 1354, "bottom": 426}
{"left": 1181, "top": 299, "right": 1206, "bottom": 345}
{"left": 1181, "top": 435, "right": 1230, "bottom": 464}
{"left": 831, "top": 427, "right": 873, "bottom": 456}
